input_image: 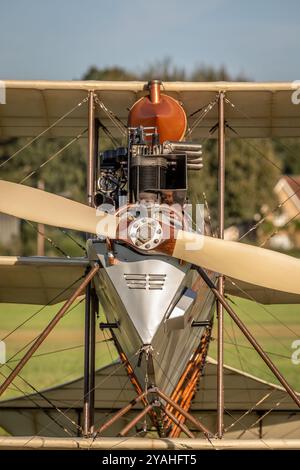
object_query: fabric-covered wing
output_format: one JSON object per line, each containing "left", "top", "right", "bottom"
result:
{"left": 0, "top": 358, "right": 299, "bottom": 438}
{"left": 1, "top": 80, "right": 300, "bottom": 139}
{"left": 0, "top": 256, "right": 88, "bottom": 305}
{"left": 225, "top": 278, "right": 300, "bottom": 304}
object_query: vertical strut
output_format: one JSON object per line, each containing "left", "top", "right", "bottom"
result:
{"left": 37, "top": 179, "right": 45, "bottom": 256}
{"left": 83, "top": 282, "right": 91, "bottom": 435}
{"left": 89, "top": 287, "right": 98, "bottom": 431}
{"left": 0, "top": 265, "right": 100, "bottom": 398}
{"left": 217, "top": 91, "right": 225, "bottom": 438}
{"left": 83, "top": 90, "right": 98, "bottom": 435}
{"left": 195, "top": 266, "right": 300, "bottom": 410}
{"left": 87, "top": 91, "right": 96, "bottom": 206}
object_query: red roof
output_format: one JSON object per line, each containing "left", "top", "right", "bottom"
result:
{"left": 281, "top": 175, "right": 300, "bottom": 200}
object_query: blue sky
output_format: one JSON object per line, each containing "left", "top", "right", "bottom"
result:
{"left": 0, "top": 0, "right": 299, "bottom": 81}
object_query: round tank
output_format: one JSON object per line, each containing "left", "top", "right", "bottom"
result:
{"left": 128, "top": 80, "right": 187, "bottom": 143}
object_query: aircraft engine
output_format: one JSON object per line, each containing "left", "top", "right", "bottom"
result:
{"left": 94, "top": 80, "right": 203, "bottom": 212}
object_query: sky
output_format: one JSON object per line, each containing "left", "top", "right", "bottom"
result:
{"left": 0, "top": 0, "right": 299, "bottom": 81}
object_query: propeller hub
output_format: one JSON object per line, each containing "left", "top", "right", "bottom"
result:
{"left": 128, "top": 217, "right": 163, "bottom": 251}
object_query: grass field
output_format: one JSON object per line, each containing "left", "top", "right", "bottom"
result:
{"left": 0, "top": 300, "right": 116, "bottom": 401}
{"left": 0, "top": 296, "right": 299, "bottom": 436}
{"left": 209, "top": 297, "right": 300, "bottom": 391}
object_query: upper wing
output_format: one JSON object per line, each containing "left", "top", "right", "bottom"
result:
{"left": 225, "top": 277, "right": 300, "bottom": 304}
{"left": 0, "top": 256, "right": 88, "bottom": 305}
{"left": 1, "top": 80, "right": 300, "bottom": 138}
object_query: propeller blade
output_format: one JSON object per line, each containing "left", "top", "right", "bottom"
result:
{"left": 2, "top": 181, "right": 298, "bottom": 295}
{"left": 0, "top": 181, "right": 116, "bottom": 238}
{"left": 168, "top": 230, "right": 300, "bottom": 295}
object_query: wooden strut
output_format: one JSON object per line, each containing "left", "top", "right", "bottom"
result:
{"left": 196, "top": 266, "right": 300, "bottom": 410}
{"left": 111, "top": 331, "right": 145, "bottom": 400}
{"left": 217, "top": 90, "right": 225, "bottom": 438}
{"left": 0, "top": 264, "right": 100, "bottom": 398}
{"left": 164, "top": 325, "right": 212, "bottom": 437}
{"left": 109, "top": 331, "right": 165, "bottom": 435}
{"left": 94, "top": 387, "right": 213, "bottom": 438}
{"left": 83, "top": 90, "right": 98, "bottom": 436}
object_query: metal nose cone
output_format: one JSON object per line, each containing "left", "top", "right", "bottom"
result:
{"left": 104, "top": 259, "right": 188, "bottom": 344}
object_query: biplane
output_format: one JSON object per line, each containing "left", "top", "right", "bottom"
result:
{"left": 0, "top": 79, "right": 300, "bottom": 449}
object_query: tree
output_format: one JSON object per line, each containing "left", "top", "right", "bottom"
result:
{"left": 0, "top": 137, "right": 87, "bottom": 256}
{"left": 188, "top": 138, "right": 281, "bottom": 230}
{"left": 273, "top": 138, "right": 300, "bottom": 175}
{"left": 83, "top": 66, "right": 136, "bottom": 81}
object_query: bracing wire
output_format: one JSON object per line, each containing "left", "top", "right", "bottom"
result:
{"left": 0, "top": 282, "right": 85, "bottom": 369}
{"left": 19, "top": 129, "right": 87, "bottom": 184}
{"left": 0, "top": 275, "right": 85, "bottom": 343}
{"left": 0, "top": 97, "right": 88, "bottom": 169}
{"left": 0, "top": 369, "right": 75, "bottom": 437}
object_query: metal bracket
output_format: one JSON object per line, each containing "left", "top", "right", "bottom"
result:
{"left": 93, "top": 386, "right": 212, "bottom": 438}
{"left": 99, "top": 322, "right": 119, "bottom": 330}
{"left": 191, "top": 320, "right": 212, "bottom": 328}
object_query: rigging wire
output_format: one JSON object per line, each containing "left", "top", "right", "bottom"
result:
{"left": 223, "top": 407, "right": 272, "bottom": 447}
{"left": 186, "top": 98, "right": 217, "bottom": 137}
{"left": 0, "top": 275, "right": 85, "bottom": 343}
{"left": 223, "top": 96, "right": 300, "bottom": 241}
{"left": 207, "top": 118, "right": 300, "bottom": 369}
{"left": 227, "top": 315, "right": 253, "bottom": 405}
{"left": 99, "top": 120, "right": 120, "bottom": 148}
{"left": 221, "top": 329, "right": 287, "bottom": 383}
{"left": 224, "top": 390, "right": 275, "bottom": 434}
{"left": 7, "top": 338, "right": 112, "bottom": 362}
{"left": 220, "top": 323, "right": 294, "bottom": 443}
{"left": 101, "top": 329, "right": 125, "bottom": 403}
{"left": 24, "top": 220, "right": 70, "bottom": 258}
{"left": 1, "top": 90, "right": 299, "bottom": 441}
{"left": 21, "top": 352, "right": 139, "bottom": 446}
{"left": 225, "top": 95, "right": 300, "bottom": 189}
{"left": 0, "top": 97, "right": 88, "bottom": 169}
{"left": 238, "top": 393, "right": 290, "bottom": 439}
{"left": 0, "top": 276, "right": 138, "bottom": 442}
{"left": 0, "top": 100, "right": 89, "bottom": 257}
{"left": 90, "top": 345, "right": 134, "bottom": 447}
{"left": 223, "top": 339, "right": 296, "bottom": 360}
{"left": 213, "top": 321, "right": 286, "bottom": 394}
{"left": 226, "top": 279, "right": 300, "bottom": 339}
{"left": 94, "top": 95, "right": 127, "bottom": 138}
{"left": 202, "top": 191, "right": 216, "bottom": 237}
{"left": 2, "top": 363, "right": 80, "bottom": 434}
{"left": 19, "top": 128, "right": 88, "bottom": 184}
{"left": 0, "top": 291, "right": 85, "bottom": 369}
{"left": 196, "top": 111, "right": 300, "bottom": 408}
{"left": 259, "top": 209, "right": 300, "bottom": 247}
{"left": 58, "top": 229, "right": 87, "bottom": 254}
{"left": 221, "top": 344, "right": 300, "bottom": 439}
{"left": 0, "top": 370, "right": 75, "bottom": 437}
{"left": 227, "top": 296, "right": 293, "bottom": 354}
{"left": 239, "top": 189, "right": 300, "bottom": 242}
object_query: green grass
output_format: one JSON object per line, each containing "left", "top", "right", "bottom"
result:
{"left": 0, "top": 301, "right": 116, "bottom": 400}
{"left": 209, "top": 297, "right": 300, "bottom": 391}
{"left": 0, "top": 296, "right": 300, "bottom": 437}
{"left": 1, "top": 297, "right": 299, "bottom": 395}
